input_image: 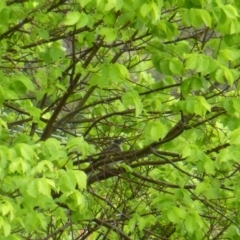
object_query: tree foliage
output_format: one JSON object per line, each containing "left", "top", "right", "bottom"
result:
{"left": 1, "top": 0, "right": 240, "bottom": 239}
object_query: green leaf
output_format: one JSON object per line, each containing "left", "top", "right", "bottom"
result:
{"left": 184, "top": 212, "right": 203, "bottom": 234}
{"left": 44, "top": 138, "right": 64, "bottom": 158}
{"left": 104, "top": 0, "right": 117, "bottom": 11}
{"left": 15, "top": 143, "right": 35, "bottom": 161}
{"left": 137, "top": 217, "right": 147, "bottom": 231}
{"left": 28, "top": 106, "right": 42, "bottom": 122}
{"left": 59, "top": 170, "right": 77, "bottom": 192}
{"left": 64, "top": 11, "right": 81, "bottom": 25}
{"left": 221, "top": 5, "right": 239, "bottom": 19}
{"left": 0, "top": 8, "right": 9, "bottom": 28}
{"left": 37, "top": 178, "right": 54, "bottom": 197}
{"left": 114, "top": 63, "right": 130, "bottom": 78}
{"left": 159, "top": 59, "right": 172, "bottom": 75}
{"left": 89, "top": 73, "right": 102, "bottom": 87}
{"left": 3, "top": 220, "right": 11, "bottom": 236}
{"left": 132, "top": 91, "right": 143, "bottom": 117}
{"left": 128, "top": 217, "right": 136, "bottom": 233}
{"left": 32, "top": 160, "right": 54, "bottom": 175}
{"left": 38, "top": 29, "right": 49, "bottom": 40}
{"left": 200, "top": 9, "right": 212, "bottom": 27}
{"left": 98, "top": 27, "right": 117, "bottom": 42}
{"left": 9, "top": 158, "right": 30, "bottom": 173}
{"left": 79, "top": 0, "right": 91, "bottom": 7}
{"left": 232, "top": 98, "right": 240, "bottom": 113}
{"left": 72, "top": 191, "right": 85, "bottom": 208}
{"left": 149, "top": 168, "right": 161, "bottom": 179}
{"left": 0, "top": 85, "right": 5, "bottom": 105}
{"left": 0, "top": 1, "right": 6, "bottom": 11}
{"left": 0, "top": 118, "right": 8, "bottom": 135}
{"left": 198, "top": 96, "right": 211, "bottom": 112}
{"left": 122, "top": 90, "right": 143, "bottom": 117}
{"left": 181, "top": 96, "right": 211, "bottom": 116}
{"left": 220, "top": 66, "right": 238, "bottom": 86}
{"left": 229, "top": 128, "right": 240, "bottom": 145}
{"left": 0, "top": 201, "right": 14, "bottom": 221}
{"left": 229, "top": 19, "right": 240, "bottom": 34}
{"left": 146, "top": 121, "right": 166, "bottom": 142}
{"left": 39, "top": 49, "right": 52, "bottom": 64}
{"left": 66, "top": 137, "right": 90, "bottom": 158}
{"left": 182, "top": 9, "right": 191, "bottom": 26}
{"left": 190, "top": 9, "right": 205, "bottom": 27}
{"left": 140, "top": 3, "right": 152, "bottom": 18}
{"left": 218, "top": 49, "right": 240, "bottom": 62}
{"left": 17, "top": 75, "right": 35, "bottom": 91}
{"left": 196, "top": 181, "right": 208, "bottom": 195}
{"left": 185, "top": 54, "right": 218, "bottom": 74}
{"left": 152, "top": 20, "right": 178, "bottom": 40}
{"left": 167, "top": 206, "right": 187, "bottom": 223}
{"left": 221, "top": 99, "right": 235, "bottom": 113}
{"left": 65, "top": 190, "right": 85, "bottom": 210}
{"left": 73, "top": 170, "right": 87, "bottom": 190}
{"left": 27, "top": 180, "right": 38, "bottom": 198}
{"left": 49, "top": 43, "right": 65, "bottom": 61}
{"left": 203, "top": 154, "right": 215, "bottom": 175}
{"left": 216, "top": 148, "right": 235, "bottom": 170}
{"left": 76, "top": 12, "right": 89, "bottom": 28}
{"left": 150, "top": 2, "right": 161, "bottom": 21}
{"left": 168, "top": 58, "right": 183, "bottom": 75}
{"left": 182, "top": 9, "right": 211, "bottom": 27}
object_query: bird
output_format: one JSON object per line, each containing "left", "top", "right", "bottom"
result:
{"left": 87, "top": 138, "right": 124, "bottom": 181}
{"left": 101, "top": 137, "right": 124, "bottom": 154}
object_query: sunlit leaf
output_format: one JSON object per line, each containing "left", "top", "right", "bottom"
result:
{"left": 64, "top": 11, "right": 81, "bottom": 25}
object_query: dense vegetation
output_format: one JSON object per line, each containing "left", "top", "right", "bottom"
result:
{"left": 1, "top": 0, "right": 240, "bottom": 239}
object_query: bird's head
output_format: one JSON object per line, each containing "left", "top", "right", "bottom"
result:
{"left": 113, "top": 137, "right": 124, "bottom": 144}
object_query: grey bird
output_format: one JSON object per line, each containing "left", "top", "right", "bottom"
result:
{"left": 102, "top": 137, "right": 124, "bottom": 153}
